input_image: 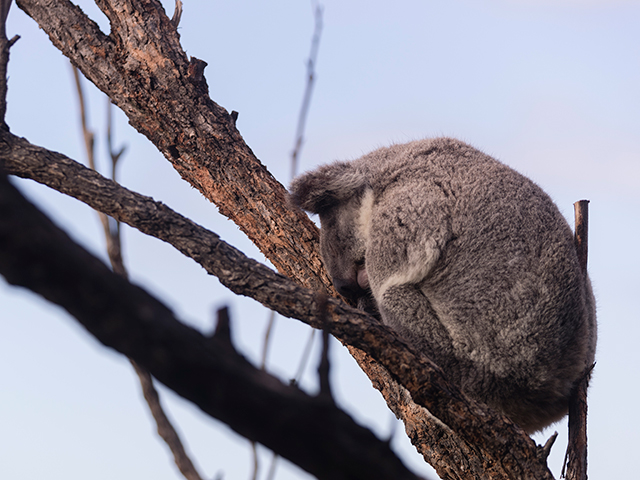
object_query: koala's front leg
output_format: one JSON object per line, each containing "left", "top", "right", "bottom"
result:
{"left": 377, "top": 283, "right": 460, "bottom": 380}
{"left": 364, "top": 188, "right": 461, "bottom": 379}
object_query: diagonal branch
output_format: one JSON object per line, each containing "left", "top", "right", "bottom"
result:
{"left": 16, "top": 0, "right": 330, "bottom": 291}
{"left": 0, "top": 169, "right": 424, "bottom": 480}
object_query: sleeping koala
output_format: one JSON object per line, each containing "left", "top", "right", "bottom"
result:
{"left": 290, "top": 137, "right": 596, "bottom": 433}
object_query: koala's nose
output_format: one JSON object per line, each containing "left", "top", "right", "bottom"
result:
{"left": 333, "top": 278, "right": 364, "bottom": 301}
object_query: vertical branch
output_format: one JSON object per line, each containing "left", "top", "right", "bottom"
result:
{"left": 564, "top": 199, "right": 591, "bottom": 480}
{"left": 316, "top": 294, "right": 334, "bottom": 402}
{"left": 0, "top": 0, "right": 19, "bottom": 128}
{"left": 104, "top": 99, "right": 126, "bottom": 274}
{"left": 261, "top": 0, "right": 324, "bottom": 386}
{"left": 290, "top": 0, "right": 323, "bottom": 180}
{"left": 257, "top": 4, "right": 324, "bottom": 475}
{"left": 565, "top": 367, "right": 592, "bottom": 480}
{"left": 72, "top": 67, "right": 96, "bottom": 170}
{"left": 574, "top": 200, "right": 589, "bottom": 273}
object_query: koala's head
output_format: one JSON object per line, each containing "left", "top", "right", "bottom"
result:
{"left": 289, "top": 161, "right": 371, "bottom": 302}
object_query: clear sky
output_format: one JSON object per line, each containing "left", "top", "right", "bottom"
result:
{"left": 1, "top": 1, "right": 639, "bottom": 479}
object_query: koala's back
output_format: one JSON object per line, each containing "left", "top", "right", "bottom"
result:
{"left": 290, "top": 137, "right": 596, "bottom": 432}
{"left": 354, "top": 138, "right": 596, "bottom": 431}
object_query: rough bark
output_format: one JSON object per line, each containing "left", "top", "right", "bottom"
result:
{"left": 16, "top": 0, "right": 329, "bottom": 292}
{"left": 7, "top": 0, "right": 560, "bottom": 478}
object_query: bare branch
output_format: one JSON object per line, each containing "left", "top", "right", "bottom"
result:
{"left": 0, "top": 0, "right": 18, "bottom": 127}
{"left": 564, "top": 200, "right": 592, "bottom": 480}
{"left": 290, "top": 0, "right": 323, "bottom": 180}
{"left": 170, "top": 0, "right": 183, "bottom": 28}
{"left": 260, "top": 310, "right": 276, "bottom": 370}
{"left": 131, "top": 361, "right": 205, "bottom": 480}
{"left": 71, "top": 72, "right": 204, "bottom": 480}
{"left": 106, "top": 99, "right": 126, "bottom": 176}
{"left": 250, "top": 442, "right": 259, "bottom": 480}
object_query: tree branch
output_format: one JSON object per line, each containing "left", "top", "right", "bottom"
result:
{"left": 0, "top": 169, "right": 423, "bottom": 480}
{"left": 131, "top": 362, "right": 204, "bottom": 480}
{"left": 16, "top": 0, "right": 330, "bottom": 291}
{"left": 563, "top": 200, "right": 592, "bottom": 480}
{"left": 0, "top": 0, "right": 18, "bottom": 127}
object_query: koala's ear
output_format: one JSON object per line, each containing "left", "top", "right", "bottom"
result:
{"left": 289, "top": 161, "right": 367, "bottom": 214}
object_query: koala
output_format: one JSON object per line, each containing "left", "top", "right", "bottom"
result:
{"left": 290, "top": 137, "right": 596, "bottom": 433}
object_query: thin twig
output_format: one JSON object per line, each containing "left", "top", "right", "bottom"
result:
{"left": 0, "top": 0, "right": 18, "bottom": 127}
{"left": 290, "top": 0, "right": 323, "bottom": 180}
{"left": 170, "top": 0, "right": 183, "bottom": 28}
{"left": 292, "top": 329, "right": 316, "bottom": 386}
{"left": 250, "top": 442, "right": 259, "bottom": 480}
{"left": 72, "top": 66, "right": 204, "bottom": 480}
{"left": 71, "top": 67, "right": 96, "bottom": 170}
{"left": 265, "top": 452, "right": 279, "bottom": 480}
{"left": 260, "top": 310, "right": 276, "bottom": 370}
{"left": 106, "top": 97, "right": 126, "bottom": 180}
{"left": 131, "top": 362, "right": 204, "bottom": 480}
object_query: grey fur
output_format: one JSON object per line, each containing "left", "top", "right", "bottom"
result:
{"left": 290, "top": 137, "right": 596, "bottom": 433}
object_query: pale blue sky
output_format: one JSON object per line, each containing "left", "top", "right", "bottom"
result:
{"left": 1, "top": 1, "right": 639, "bottom": 479}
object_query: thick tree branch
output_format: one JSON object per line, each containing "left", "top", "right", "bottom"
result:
{"left": 16, "top": 0, "right": 329, "bottom": 291}
{"left": 0, "top": 131, "right": 554, "bottom": 479}
{"left": 0, "top": 170, "right": 423, "bottom": 480}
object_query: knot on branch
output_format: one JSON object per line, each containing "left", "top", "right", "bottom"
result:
{"left": 187, "top": 57, "right": 209, "bottom": 95}
{"left": 210, "top": 306, "right": 236, "bottom": 353}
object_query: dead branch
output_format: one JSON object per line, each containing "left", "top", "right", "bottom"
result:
{"left": 71, "top": 70, "right": 204, "bottom": 480}
{"left": 131, "top": 362, "right": 204, "bottom": 480}
{"left": 290, "top": 0, "right": 323, "bottom": 180}
{"left": 563, "top": 200, "right": 592, "bottom": 480}
{"left": 0, "top": 0, "right": 18, "bottom": 126}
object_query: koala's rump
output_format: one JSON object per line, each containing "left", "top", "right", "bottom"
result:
{"left": 362, "top": 142, "right": 595, "bottom": 430}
